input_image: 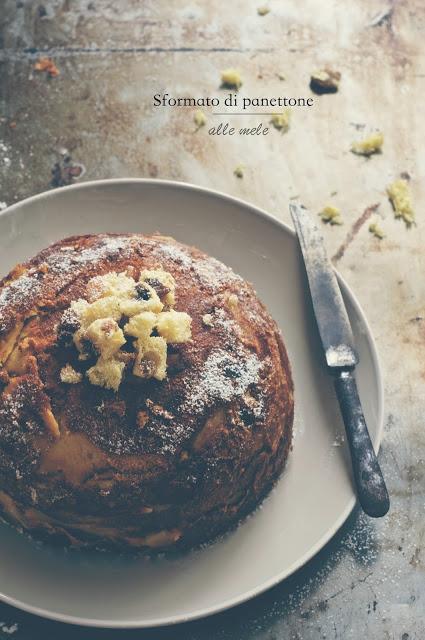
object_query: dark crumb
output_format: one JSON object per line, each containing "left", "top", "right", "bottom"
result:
{"left": 310, "top": 68, "right": 341, "bottom": 94}
{"left": 50, "top": 156, "right": 85, "bottom": 188}
{"left": 34, "top": 57, "right": 60, "bottom": 78}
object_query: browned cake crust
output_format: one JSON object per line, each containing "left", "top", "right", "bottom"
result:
{"left": 0, "top": 233, "right": 294, "bottom": 551}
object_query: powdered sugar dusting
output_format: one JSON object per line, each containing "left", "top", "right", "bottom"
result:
{"left": 0, "top": 275, "right": 42, "bottom": 332}
{"left": 192, "top": 256, "right": 243, "bottom": 290}
{"left": 152, "top": 242, "right": 243, "bottom": 291}
{"left": 46, "top": 236, "right": 133, "bottom": 276}
{"left": 0, "top": 236, "right": 135, "bottom": 334}
{"left": 182, "top": 348, "right": 262, "bottom": 414}
{"left": 1, "top": 393, "right": 23, "bottom": 428}
{"left": 152, "top": 242, "right": 193, "bottom": 268}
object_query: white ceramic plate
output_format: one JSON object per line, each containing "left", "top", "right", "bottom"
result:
{"left": 0, "top": 180, "right": 383, "bottom": 628}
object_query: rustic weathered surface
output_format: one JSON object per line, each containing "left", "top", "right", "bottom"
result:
{"left": 0, "top": 1, "right": 424, "bottom": 638}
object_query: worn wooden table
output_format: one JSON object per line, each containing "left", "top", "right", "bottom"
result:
{"left": 0, "top": 1, "right": 424, "bottom": 638}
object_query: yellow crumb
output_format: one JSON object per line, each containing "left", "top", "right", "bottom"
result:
{"left": 257, "top": 6, "right": 270, "bottom": 15}
{"left": 234, "top": 165, "right": 244, "bottom": 178}
{"left": 319, "top": 205, "right": 343, "bottom": 225}
{"left": 87, "top": 358, "right": 125, "bottom": 392}
{"left": 156, "top": 310, "right": 192, "bottom": 343}
{"left": 124, "top": 312, "right": 157, "bottom": 341}
{"left": 85, "top": 318, "right": 126, "bottom": 359}
{"left": 369, "top": 222, "right": 385, "bottom": 239}
{"left": 386, "top": 179, "right": 415, "bottom": 228}
{"left": 221, "top": 68, "right": 242, "bottom": 90}
{"left": 133, "top": 337, "right": 167, "bottom": 381}
{"left": 194, "top": 109, "right": 207, "bottom": 128}
{"left": 140, "top": 269, "right": 176, "bottom": 307}
{"left": 270, "top": 109, "right": 291, "bottom": 132}
{"left": 351, "top": 132, "right": 384, "bottom": 156}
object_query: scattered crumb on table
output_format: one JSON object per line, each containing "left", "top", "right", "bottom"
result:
{"left": 319, "top": 205, "right": 343, "bottom": 225}
{"left": 310, "top": 68, "right": 340, "bottom": 94}
{"left": 194, "top": 109, "right": 207, "bottom": 128}
{"left": 270, "top": 109, "right": 291, "bottom": 132}
{"left": 351, "top": 132, "right": 384, "bottom": 156}
{"left": 387, "top": 179, "right": 415, "bottom": 228}
{"left": 221, "top": 68, "right": 242, "bottom": 90}
{"left": 369, "top": 222, "right": 385, "bottom": 239}
{"left": 33, "top": 57, "right": 60, "bottom": 77}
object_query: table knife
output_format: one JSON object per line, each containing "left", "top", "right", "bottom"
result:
{"left": 289, "top": 202, "right": 390, "bottom": 518}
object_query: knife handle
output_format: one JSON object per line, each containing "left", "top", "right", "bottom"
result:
{"left": 334, "top": 369, "right": 390, "bottom": 518}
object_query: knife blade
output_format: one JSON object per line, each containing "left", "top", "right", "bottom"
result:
{"left": 290, "top": 202, "right": 390, "bottom": 518}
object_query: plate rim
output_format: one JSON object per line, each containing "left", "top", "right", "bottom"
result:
{"left": 0, "top": 178, "right": 384, "bottom": 628}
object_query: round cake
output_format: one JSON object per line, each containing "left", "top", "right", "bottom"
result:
{"left": 0, "top": 233, "right": 293, "bottom": 551}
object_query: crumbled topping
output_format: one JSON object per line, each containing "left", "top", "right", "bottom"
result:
{"left": 60, "top": 364, "right": 82, "bottom": 384}
{"left": 125, "top": 311, "right": 157, "bottom": 340}
{"left": 59, "top": 268, "right": 192, "bottom": 390}
{"left": 156, "top": 309, "right": 192, "bottom": 343}
{"left": 351, "top": 132, "right": 384, "bottom": 156}
{"left": 87, "top": 358, "right": 125, "bottom": 392}
{"left": 86, "top": 318, "right": 126, "bottom": 358}
{"left": 387, "top": 179, "right": 415, "bottom": 228}
{"left": 221, "top": 69, "right": 242, "bottom": 90}
{"left": 319, "top": 205, "right": 343, "bottom": 225}
{"left": 234, "top": 165, "right": 244, "bottom": 179}
{"left": 134, "top": 336, "right": 167, "bottom": 380}
{"left": 140, "top": 269, "right": 176, "bottom": 307}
